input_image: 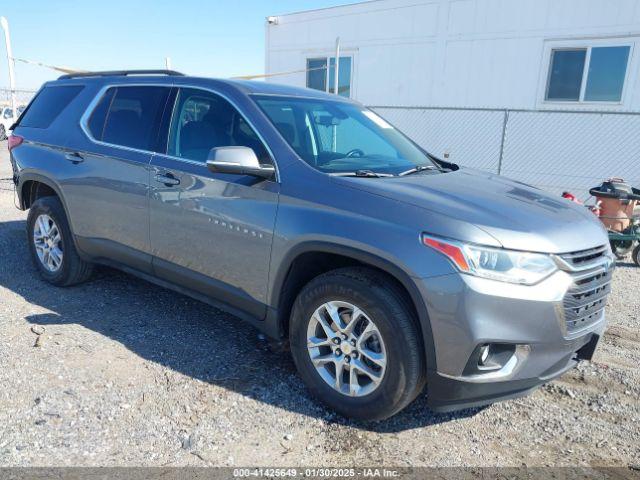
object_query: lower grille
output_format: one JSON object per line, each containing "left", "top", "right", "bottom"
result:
{"left": 563, "top": 268, "right": 611, "bottom": 334}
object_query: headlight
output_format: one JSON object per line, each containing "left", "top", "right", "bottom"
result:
{"left": 422, "top": 234, "right": 557, "bottom": 285}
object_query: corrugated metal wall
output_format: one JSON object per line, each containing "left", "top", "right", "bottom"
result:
{"left": 267, "top": 0, "right": 640, "bottom": 112}
{"left": 374, "top": 106, "right": 640, "bottom": 199}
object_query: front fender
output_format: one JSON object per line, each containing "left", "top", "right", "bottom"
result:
{"left": 268, "top": 239, "right": 439, "bottom": 374}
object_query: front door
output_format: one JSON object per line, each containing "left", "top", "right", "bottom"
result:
{"left": 149, "top": 87, "right": 279, "bottom": 318}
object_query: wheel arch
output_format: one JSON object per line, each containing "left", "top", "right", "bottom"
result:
{"left": 269, "top": 241, "right": 438, "bottom": 372}
{"left": 19, "top": 173, "right": 65, "bottom": 210}
{"left": 18, "top": 173, "right": 86, "bottom": 258}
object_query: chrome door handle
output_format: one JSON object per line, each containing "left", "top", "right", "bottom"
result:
{"left": 155, "top": 173, "right": 180, "bottom": 186}
{"left": 64, "top": 152, "right": 84, "bottom": 164}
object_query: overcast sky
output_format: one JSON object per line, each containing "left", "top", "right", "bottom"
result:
{"left": 1, "top": 0, "right": 350, "bottom": 90}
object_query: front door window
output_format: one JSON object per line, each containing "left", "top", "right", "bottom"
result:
{"left": 167, "top": 88, "right": 270, "bottom": 164}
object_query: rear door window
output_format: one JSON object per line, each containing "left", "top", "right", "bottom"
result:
{"left": 19, "top": 85, "right": 84, "bottom": 129}
{"left": 87, "top": 86, "right": 170, "bottom": 151}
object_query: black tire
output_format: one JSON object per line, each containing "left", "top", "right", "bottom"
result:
{"left": 610, "top": 239, "right": 634, "bottom": 259}
{"left": 27, "top": 196, "right": 93, "bottom": 286}
{"left": 0, "top": 125, "right": 6, "bottom": 141}
{"left": 289, "top": 267, "right": 426, "bottom": 421}
{"left": 633, "top": 244, "right": 640, "bottom": 267}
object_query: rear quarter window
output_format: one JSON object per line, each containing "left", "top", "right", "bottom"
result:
{"left": 19, "top": 85, "right": 84, "bottom": 129}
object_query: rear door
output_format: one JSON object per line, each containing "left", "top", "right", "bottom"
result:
{"left": 62, "top": 85, "right": 172, "bottom": 272}
{"left": 149, "top": 87, "right": 279, "bottom": 318}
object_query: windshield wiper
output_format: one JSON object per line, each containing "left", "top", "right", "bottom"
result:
{"left": 329, "top": 170, "right": 395, "bottom": 178}
{"left": 398, "top": 165, "right": 446, "bottom": 176}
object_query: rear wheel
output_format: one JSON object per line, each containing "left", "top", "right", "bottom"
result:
{"left": 0, "top": 125, "right": 6, "bottom": 141}
{"left": 632, "top": 244, "right": 640, "bottom": 267}
{"left": 289, "top": 267, "right": 426, "bottom": 420}
{"left": 27, "top": 196, "right": 93, "bottom": 286}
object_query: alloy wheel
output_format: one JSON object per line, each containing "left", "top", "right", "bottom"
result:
{"left": 33, "top": 214, "right": 64, "bottom": 272}
{"left": 306, "top": 301, "right": 387, "bottom": 397}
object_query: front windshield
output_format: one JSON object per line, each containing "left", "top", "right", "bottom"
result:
{"left": 254, "top": 95, "right": 438, "bottom": 176}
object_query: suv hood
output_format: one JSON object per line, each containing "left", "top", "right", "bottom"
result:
{"left": 335, "top": 168, "right": 608, "bottom": 254}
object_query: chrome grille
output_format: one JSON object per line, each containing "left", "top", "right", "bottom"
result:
{"left": 562, "top": 257, "right": 612, "bottom": 335}
{"left": 558, "top": 245, "right": 608, "bottom": 270}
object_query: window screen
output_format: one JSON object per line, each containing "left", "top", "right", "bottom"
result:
{"left": 546, "top": 49, "right": 586, "bottom": 101}
{"left": 19, "top": 85, "right": 84, "bottom": 129}
{"left": 88, "top": 86, "right": 170, "bottom": 151}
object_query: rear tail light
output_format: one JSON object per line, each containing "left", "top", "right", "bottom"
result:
{"left": 8, "top": 134, "right": 23, "bottom": 151}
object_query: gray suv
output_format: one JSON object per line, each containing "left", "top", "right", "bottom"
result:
{"left": 9, "top": 70, "right": 614, "bottom": 420}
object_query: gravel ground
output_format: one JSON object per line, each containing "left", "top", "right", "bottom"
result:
{"left": 0, "top": 144, "right": 638, "bottom": 467}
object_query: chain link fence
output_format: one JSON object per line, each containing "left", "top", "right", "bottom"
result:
{"left": 373, "top": 106, "right": 640, "bottom": 199}
{"left": 0, "top": 88, "right": 37, "bottom": 106}
{"left": 0, "top": 88, "right": 637, "bottom": 199}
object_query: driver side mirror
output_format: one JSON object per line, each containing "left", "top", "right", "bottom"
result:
{"left": 206, "top": 146, "right": 275, "bottom": 179}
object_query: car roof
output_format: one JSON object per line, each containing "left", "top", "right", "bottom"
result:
{"left": 49, "top": 71, "right": 355, "bottom": 103}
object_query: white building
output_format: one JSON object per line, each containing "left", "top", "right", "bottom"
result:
{"left": 265, "top": 0, "right": 640, "bottom": 196}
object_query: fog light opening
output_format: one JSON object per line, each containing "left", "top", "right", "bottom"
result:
{"left": 462, "top": 344, "right": 530, "bottom": 380}
{"left": 472, "top": 343, "right": 517, "bottom": 373}
{"left": 479, "top": 344, "right": 490, "bottom": 366}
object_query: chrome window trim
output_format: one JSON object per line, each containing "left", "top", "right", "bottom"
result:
{"left": 79, "top": 82, "right": 280, "bottom": 183}
{"left": 152, "top": 150, "right": 216, "bottom": 169}
{"left": 79, "top": 83, "right": 172, "bottom": 157}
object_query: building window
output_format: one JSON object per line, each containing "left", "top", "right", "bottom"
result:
{"left": 584, "top": 47, "right": 630, "bottom": 101}
{"left": 546, "top": 49, "right": 586, "bottom": 101}
{"left": 545, "top": 46, "right": 630, "bottom": 103}
{"left": 307, "top": 58, "right": 327, "bottom": 92}
{"left": 306, "top": 56, "right": 352, "bottom": 97}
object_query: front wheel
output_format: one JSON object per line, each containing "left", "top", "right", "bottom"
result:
{"left": 289, "top": 267, "right": 426, "bottom": 421}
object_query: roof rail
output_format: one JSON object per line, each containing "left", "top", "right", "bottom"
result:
{"left": 57, "top": 69, "right": 185, "bottom": 80}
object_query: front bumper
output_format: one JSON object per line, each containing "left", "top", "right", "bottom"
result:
{"left": 416, "top": 259, "right": 611, "bottom": 412}
{"left": 428, "top": 332, "right": 600, "bottom": 412}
